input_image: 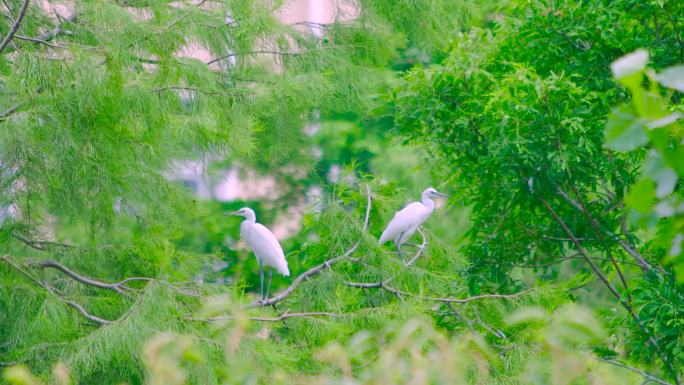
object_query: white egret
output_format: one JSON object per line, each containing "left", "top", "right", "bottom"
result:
{"left": 229, "top": 207, "right": 289, "bottom": 301}
{"left": 379, "top": 187, "right": 449, "bottom": 258}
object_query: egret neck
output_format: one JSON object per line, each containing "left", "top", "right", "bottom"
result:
{"left": 421, "top": 190, "right": 436, "bottom": 215}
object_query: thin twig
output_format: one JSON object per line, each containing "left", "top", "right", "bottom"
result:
{"left": 207, "top": 50, "right": 300, "bottom": 65}
{"left": 189, "top": 311, "right": 339, "bottom": 323}
{"left": 403, "top": 227, "right": 427, "bottom": 267}
{"left": 597, "top": 358, "right": 674, "bottom": 385}
{"left": 246, "top": 184, "right": 372, "bottom": 308}
{"left": 14, "top": 34, "right": 65, "bottom": 48}
{"left": 0, "top": 0, "right": 30, "bottom": 55}
{"left": 345, "top": 280, "right": 528, "bottom": 304}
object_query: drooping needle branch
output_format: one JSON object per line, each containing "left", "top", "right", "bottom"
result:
{"left": 0, "top": 255, "right": 112, "bottom": 325}
{"left": 246, "top": 184, "right": 372, "bottom": 309}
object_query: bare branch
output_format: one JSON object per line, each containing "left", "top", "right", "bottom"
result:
{"left": 0, "top": 255, "right": 112, "bottom": 325}
{"left": 29, "top": 259, "right": 132, "bottom": 294}
{"left": 247, "top": 184, "right": 372, "bottom": 308}
{"left": 189, "top": 311, "right": 339, "bottom": 323}
{"left": 403, "top": 227, "right": 427, "bottom": 267}
{"left": 597, "top": 358, "right": 674, "bottom": 385}
{"left": 207, "top": 50, "right": 300, "bottom": 65}
{"left": 345, "top": 280, "right": 528, "bottom": 304}
{"left": 14, "top": 34, "right": 65, "bottom": 48}
{"left": 0, "top": 102, "right": 21, "bottom": 121}
{"left": 0, "top": 0, "right": 29, "bottom": 55}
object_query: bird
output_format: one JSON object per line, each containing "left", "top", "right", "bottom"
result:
{"left": 379, "top": 187, "right": 449, "bottom": 259}
{"left": 229, "top": 207, "right": 289, "bottom": 302}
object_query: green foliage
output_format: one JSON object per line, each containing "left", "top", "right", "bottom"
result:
{"left": 391, "top": 0, "right": 684, "bottom": 381}
{"left": 2, "top": 0, "right": 684, "bottom": 384}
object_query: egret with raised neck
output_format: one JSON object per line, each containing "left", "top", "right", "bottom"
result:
{"left": 379, "top": 187, "right": 449, "bottom": 259}
{"left": 229, "top": 207, "right": 289, "bottom": 302}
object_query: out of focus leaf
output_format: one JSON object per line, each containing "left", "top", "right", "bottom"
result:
{"left": 656, "top": 65, "right": 684, "bottom": 92}
{"left": 625, "top": 178, "right": 656, "bottom": 214}
{"left": 605, "top": 105, "right": 649, "bottom": 152}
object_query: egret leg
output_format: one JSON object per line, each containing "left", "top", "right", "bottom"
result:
{"left": 396, "top": 233, "right": 405, "bottom": 262}
{"left": 265, "top": 269, "right": 273, "bottom": 301}
{"left": 259, "top": 261, "right": 265, "bottom": 302}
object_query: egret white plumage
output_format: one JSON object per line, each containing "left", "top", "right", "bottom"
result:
{"left": 229, "top": 207, "right": 289, "bottom": 301}
{"left": 379, "top": 187, "right": 449, "bottom": 259}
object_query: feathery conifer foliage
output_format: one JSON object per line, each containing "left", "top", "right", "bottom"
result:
{"left": 1, "top": 1, "right": 683, "bottom": 385}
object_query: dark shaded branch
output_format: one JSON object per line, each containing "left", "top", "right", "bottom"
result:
{"left": 0, "top": 102, "right": 21, "bottom": 121}
{"left": 0, "top": 0, "right": 29, "bottom": 55}
{"left": 556, "top": 186, "right": 652, "bottom": 271}
{"left": 597, "top": 358, "right": 674, "bottom": 385}
{"left": 563, "top": 185, "right": 633, "bottom": 298}
{"left": 539, "top": 197, "right": 680, "bottom": 383}
{"left": 247, "top": 184, "right": 372, "bottom": 309}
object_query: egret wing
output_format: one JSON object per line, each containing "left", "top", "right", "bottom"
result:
{"left": 379, "top": 202, "right": 423, "bottom": 244}
{"left": 245, "top": 223, "right": 290, "bottom": 276}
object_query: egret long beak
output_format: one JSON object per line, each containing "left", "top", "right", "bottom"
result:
{"left": 226, "top": 211, "right": 240, "bottom": 216}
{"left": 433, "top": 191, "right": 450, "bottom": 198}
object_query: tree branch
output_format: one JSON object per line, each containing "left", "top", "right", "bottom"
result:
{"left": 0, "top": 255, "right": 112, "bottom": 325}
{"left": 189, "top": 311, "right": 340, "bottom": 323}
{"left": 345, "top": 280, "right": 528, "bottom": 304}
{"left": 28, "top": 259, "right": 135, "bottom": 294}
{"left": 0, "top": 0, "right": 29, "bottom": 55}
{"left": 597, "top": 358, "right": 674, "bottom": 385}
{"left": 563, "top": 185, "right": 633, "bottom": 298}
{"left": 556, "top": 186, "right": 652, "bottom": 271}
{"left": 246, "top": 184, "right": 372, "bottom": 309}
{"left": 539, "top": 197, "right": 680, "bottom": 384}
{"left": 207, "top": 50, "right": 300, "bottom": 65}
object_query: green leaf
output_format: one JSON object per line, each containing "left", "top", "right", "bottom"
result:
{"left": 656, "top": 65, "right": 684, "bottom": 92}
{"left": 604, "top": 105, "right": 649, "bottom": 152}
{"left": 643, "top": 151, "right": 678, "bottom": 198}
{"left": 625, "top": 178, "right": 656, "bottom": 214}
{"left": 664, "top": 147, "right": 684, "bottom": 176}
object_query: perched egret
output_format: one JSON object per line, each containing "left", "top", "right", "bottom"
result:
{"left": 379, "top": 187, "right": 449, "bottom": 258}
{"left": 229, "top": 207, "right": 289, "bottom": 301}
